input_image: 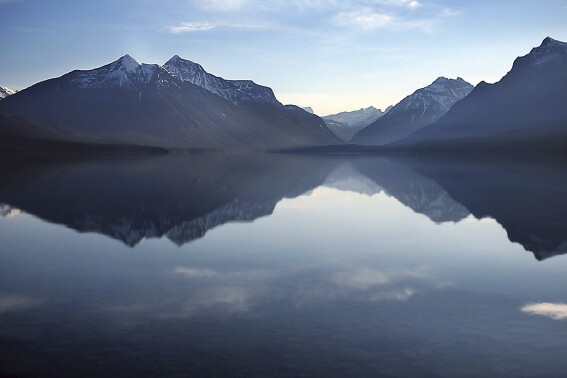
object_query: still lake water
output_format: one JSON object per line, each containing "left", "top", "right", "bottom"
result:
{"left": 1, "top": 154, "right": 567, "bottom": 377}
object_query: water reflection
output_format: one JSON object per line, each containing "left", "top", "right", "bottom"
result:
{"left": 1, "top": 155, "right": 566, "bottom": 260}
{"left": 2, "top": 155, "right": 567, "bottom": 377}
{"left": 0, "top": 156, "right": 335, "bottom": 247}
{"left": 521, "top": 302, "right": 567, "bottom": 320}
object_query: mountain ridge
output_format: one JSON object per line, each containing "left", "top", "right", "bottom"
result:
{"left": 395, "top": 37, "right": 567, "bottom": 153}
{"left": 351, "top": 77, "right": 474, "bottom": 145}
{"left": 323, "top": 106, "right": 391, "bottom": 141}
{"left": 0, "top": 54, "right": 339, "bottom": 151}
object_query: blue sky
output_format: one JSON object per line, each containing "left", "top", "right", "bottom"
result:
{"left": 1, "top": 0, "right": 566, "bottom": 114}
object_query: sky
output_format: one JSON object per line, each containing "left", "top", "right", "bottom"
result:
{"left": 1, "top": 0, "right": 566, "bottom": 115}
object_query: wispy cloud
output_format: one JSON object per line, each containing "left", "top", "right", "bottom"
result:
{"left": 375, "top": 0, "right": 422, "bottom": 9}
{"left": 521, "top": 302, "right": 567, "bottom": 320}
{"left": 167, "top": 19, "right": 272, "bottom": 33}
{"left": 333, "top": 8, "right": 393, "bottom": 31}
{"left": 173, "top": 1, "right": 460, "bottom": 35}
{"left": 195, "top": 0, "right": 338, "bottom": 13}
{"left": 168, "top": 21, "right": 216, "bottom": 33}
{"left": 196, "top": 0, "right": 250, "bottom": 12}
{"left": 332, "top": 3, "right": 457, "bottom": 32}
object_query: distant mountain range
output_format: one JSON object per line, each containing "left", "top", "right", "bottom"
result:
{"left": 0, "top": 55, "right": 339, "bottom": 152}
{"left": 0, "top": 37, "right": 566, "bottom": 155}
{"left": 351, "top": 78, "right": 474, "bottom": 145}
{"left": 323, "top": 106, "right": 392, "bottom": 142}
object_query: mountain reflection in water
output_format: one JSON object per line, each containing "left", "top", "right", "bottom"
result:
{"left": 2, "top": 154, "right": 567, "bottom": 377}
{"left": 1, "top": 155, "right": 565, "bottom": 260}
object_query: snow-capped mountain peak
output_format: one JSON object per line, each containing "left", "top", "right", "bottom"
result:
{"left": 163, "top": 55, "right": 281, "bottom": 106}
{"left": 163, "top": 55, "right": 246, "bottom": 105}
{"left": 0, "top": 86, "right": 16, "bottom": 99}
{"left": 352, "top": 77, "right": 473, "bottom": 145}
{"left": 402, "top": 76, "right": 474, "bottom": 113}
{"left": 68, "top": 55, "right": 165, "bottom": 90}
{"left": 116, "top": 54, "right": 141, "bottom": 73}
{"left": 163, "top": 55, "right": 207, "bottom": 78}
{"left": 324, "top": 106, "right": 386, "bottom": 126}
{"left": 322, "top": 106, "right": 389, "bottom": 141}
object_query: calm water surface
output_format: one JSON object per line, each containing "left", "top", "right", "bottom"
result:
{"left": 0, "top": 155, "right": 566, "bottom": 377}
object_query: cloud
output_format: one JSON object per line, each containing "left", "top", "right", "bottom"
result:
{"left": 196, "top": 0, "right": 250, "bottom": 12}
{"left": 408, "top": 1, "right": 421, "bottom": 9}
{"left": 521, "top": 303, "right": 567, "bottom": 320}
{"left": 331, "top": 6, "right": 443, "bottom": 32}
{"left": 168, "top": 21, "right": 215, "bottom": 33}
{"left": 180, "top": 0, "right": 459, "bottom": 35}
{"left": 195, "top": 0, "right": 337, "bottom": 13}
{"left": 167, "top": 19, "right": 273, "bottom": 33}
{"left": 439, "top": 8, "right": 462, "bottom": 17}
{"left": 375, "top": 0, "right": 421, "bottom": 9}
{"left": 333, "top": 8, "right": 393, "bottom": 31}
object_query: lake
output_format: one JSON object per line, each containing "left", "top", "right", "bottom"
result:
{"left": 1, "top": 154, "right": 566, "bottom": 377}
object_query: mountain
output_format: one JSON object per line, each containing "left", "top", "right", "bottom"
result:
{"left": 162, "top": 55, "right": 248, "bottom": 105}
{"left": 162, "top": 56, "right": 281, "bottom": 106}
{"left": 229, "top": 80, "right": 281, "bottom": 105}
{"left": 0, "top": 55, "right": 339, "bottom": 151}
{"left": 323, "top": 106, "right": 389, "bottom": 142}
{"left": 395, "top": 37, "right": 567, "bottom": 154}
{"left": 302, "top": 107, "right": 315, "bottom": 114}
{"left": 0, "top": 86, "right": 16, "bottom": 99}
{"left": 352, "top": 78, "right": 473, "bottom": 145}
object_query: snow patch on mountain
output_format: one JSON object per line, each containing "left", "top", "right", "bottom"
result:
{"left": 0, "top": 86, "right": 16, "bottom": 99}
{"left": 323, "top": 106, "right": 390, "bottom": 141}
{"left": 163, "top": 56, "right": 281, "bottom": 106}
{"left": 352, "top": 77, "right": 473, "bottom": 145}
{"left": 68, "top": 55, "right": 163, "bottom": 91}
{"left": 400, "top": 77, "right": 473, "bottom": 117}
{"left": 324, "top": 106, "right": 386, "bottom": 127}
{"left": 163, "top": 55, "right": 246, "bottom": 105}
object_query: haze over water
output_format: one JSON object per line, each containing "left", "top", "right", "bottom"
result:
{"left": 1, "top": 155, "right": 566, "bottom": 377}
